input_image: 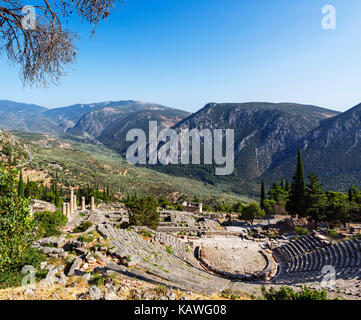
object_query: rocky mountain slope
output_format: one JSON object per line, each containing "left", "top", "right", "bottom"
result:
{"left": 3, "top": 98, "right": 361, "bottom": 195}
{"left": 0, "top": 100, "right": 59, "bottom": 133}
{"left": 68, "top": 103, "right": 190, "bottom": 147}
{"left": 154, "top": 102, "right": 340, "bottom": 195}
{"left": 98, "top": 108, "right": 189, "bottom": 154}
{"left": 266, "top": 103, "right": 361, "bottom": 191}
{"left": 0, "top": 100, "right": 190, "bottom": 137}
{"left": 177, "top": 102, "right": 338, "bottom": 178}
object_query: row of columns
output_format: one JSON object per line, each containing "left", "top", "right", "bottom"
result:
{"left": 62, "top": 189, "right": 96, "bottom": 217}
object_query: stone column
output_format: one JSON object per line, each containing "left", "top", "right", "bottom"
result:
{"left": 66, "top": 203, "right": 70, "bottom": 217}
{"left": 90, "top": 196, "right": 95, "bottom": 211}
{"left": 81, "top": 197, "right": 86, "bottom": 211}
{"left": 70, "top": 189, "right": 74, "bottom": 214}
{"left": 73, "top": 195, "right": 77, "bottom": 212}
{"left": 62, "top": 202, "right": 67, "bottom": 216}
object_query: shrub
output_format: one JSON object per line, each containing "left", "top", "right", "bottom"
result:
{"left": 0, "top": 164, "right": 44, "bottom": 288}
{"left": 78, "top": 233, "right": 94, "bottom": 243}
{"left": 139, "top": 229, "right": 152, "bottom": 238}
{"left": 90, "top": 272, "right": 112, "bottom": 287}
{"left": 154, "top": 285, "right": 167, "bottom": 295}
{"left": 73, "top": 221, "right": 93, "bottom": 233}
{"left": 294, "top": 226, "right": 309, "bottom": 236}
{"left": 260, "top": 285, "right": 328, "bottom": 300}
{"left": 126, "top": 196, "right": 160, "bottom": 230}
{"left": 221, "top": 288, "right": 241, "bottom": 300}
{"left": 165, "top": 246, "right": 174, "bottom": 255}
{"left": 328, "top": 229, "right": 338, "bottom": 238}
{"left": 34, "top": 210, "right": 67, "bottom": 238}
{"left": 117, "top": 222, "right": 130, "bottom": 229}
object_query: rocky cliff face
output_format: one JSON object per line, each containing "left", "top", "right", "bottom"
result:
{"left": 98, "top": 108, "right": 190, "bottom": 155}
{"left": 66, "top": 101, "right": 190, "bottom": 145}
{"left": 174, "top": 102, "right": 339, "bottom": 180}
{"left": 266, "top": 103, "right": 361, "bottom": 191}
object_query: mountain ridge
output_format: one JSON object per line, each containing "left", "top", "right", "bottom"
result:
{"left": 1, "top": 98, "right": 359, "bottom": 195}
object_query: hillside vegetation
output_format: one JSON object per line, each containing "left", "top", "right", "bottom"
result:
{"left": 9, "top": 130, "right": 250, "bottom": 205}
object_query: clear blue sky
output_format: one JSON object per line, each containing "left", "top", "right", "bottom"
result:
{"left": 1, "top": 0, "right": 361, "bottom": 112}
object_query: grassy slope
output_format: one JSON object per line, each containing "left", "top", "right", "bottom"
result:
{"left": 11, "top": 130, "right": 251, "bottom": 204}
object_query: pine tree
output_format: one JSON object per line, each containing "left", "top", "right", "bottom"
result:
{"left": 260, "top": 179, "right": 266, "bottom": 210}
{"left": 286, "top": 147, "right": 306, "bottom": 217}
{"left": 348, "top": 187, "right": 353, "bottom": 202}
{"left": 304, "top": 172, "right": 327, "bottom": 229}
{"left": 285, "top": 180, "right": 290, "bottom": 192}
{"left": 18, "top": 170, "right": 25, "bottom": 197}
{"left": 280, "top": 179, "right": 285, "bottom": 189}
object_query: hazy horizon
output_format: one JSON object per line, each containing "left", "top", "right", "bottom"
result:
{"left": 1, "top": 97, "right": 356, "bottom": 113}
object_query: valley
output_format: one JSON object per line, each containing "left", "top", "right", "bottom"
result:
{"left": 2, "top": 99, "right": 360, "bottom": 197}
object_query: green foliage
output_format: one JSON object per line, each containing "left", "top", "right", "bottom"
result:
{"left": 193, "top": 195, "right": 200, "bottom": 203}
{"left": 73, "top": 221, "right": 93, "bottom": 233}
{"left": 21, "top": 177, "right": 63, "bottom": 208}
{"left": 349, "top": 186, "right": 361, "bottom": 205}
{"left": 165, "top": 246, "right": 174, "bottom": 255}
{"left": 154, "top": 285, "right": 167, "bottom": 295}
{"left": 90, "top": 272, "right": 114, "bottom": 287}
{"left": 34, "top": 210, "right": 67, "bottom": 238}
{"left": 1, "top": 145, "right": 12, "bottom": 157}
{"left": 24, "top": 180, "right": 44, "bottom": 199}
{"left": 304, "top": 173, "right": 327, "bottom": 229}
{"left": 267, "top": 182, "right": 289, "bottom": 203}
{"left": 263, "top": 181, "right": 289, "bottom": 216}
{"left": 78, "top": 233, "right": 94, "bottom": 243}
{"left": 139, "top": 229, "right": 152, "bottom": 238}
{"left": 232, "top": 201, "right": 244, "bottom": 214}
{"left": 117, "top": 221, "right": 130, "bottom": 229}
{"left": 325, "top": 191, "right": 354, "bottom": 227}
{"left": 260, "top": 285, "right": 328, "bottom": 300}
{"left": 260, "top": 179, "right": 266, "bottom": 210}
{"left": 76, "top": 185, "right": 113, "bottom": 205}
{"left": 241, "top": 202, "right": 265, "bottom": 224}
{"left": 0, "top": 164, "right": 43, "bottom": 288}
{"left": 328, "top": 229, "right": 338, "bottom": 238}
{"left": 221, "top": 288, "right": 241, "bottom": 300}
{"left": 286, "top": 147, "right": 306, "bottom": 217}
{"left": 17, "top": 171, "right": 24, "bottom": 197}
{"left": 294, "top": 226, "right": 309, "bottom": 236}
{"left": 158, "top": 197, "right": 184, "bottom": 211}
{"left": 125, "top": 195, "right": 160, "bottom": 230}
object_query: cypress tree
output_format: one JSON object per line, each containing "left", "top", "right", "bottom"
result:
{"left": 286, "top": 147, "right": 306, "bottom": 217}
{"left": 18, "top": 170, "right": 25, "bottom": 197}
{"left": 348, "top": 187, "right": 353, "bottom": 202}
{"left": 7, "top": 153, "right": 12, "bottom": 166}
{"left": 285, "top": 180, "right": 290, "bottom": 192}
{"left": 260, "top": 179, "right": 266, "bottom": 210}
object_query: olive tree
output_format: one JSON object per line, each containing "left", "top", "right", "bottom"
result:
{"left": 0, "top": 0, "right": 123, "bottom": 86}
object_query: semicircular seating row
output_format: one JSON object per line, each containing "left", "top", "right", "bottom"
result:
{"left": 273, "top": 235, "right": 361, "bottom": 286}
